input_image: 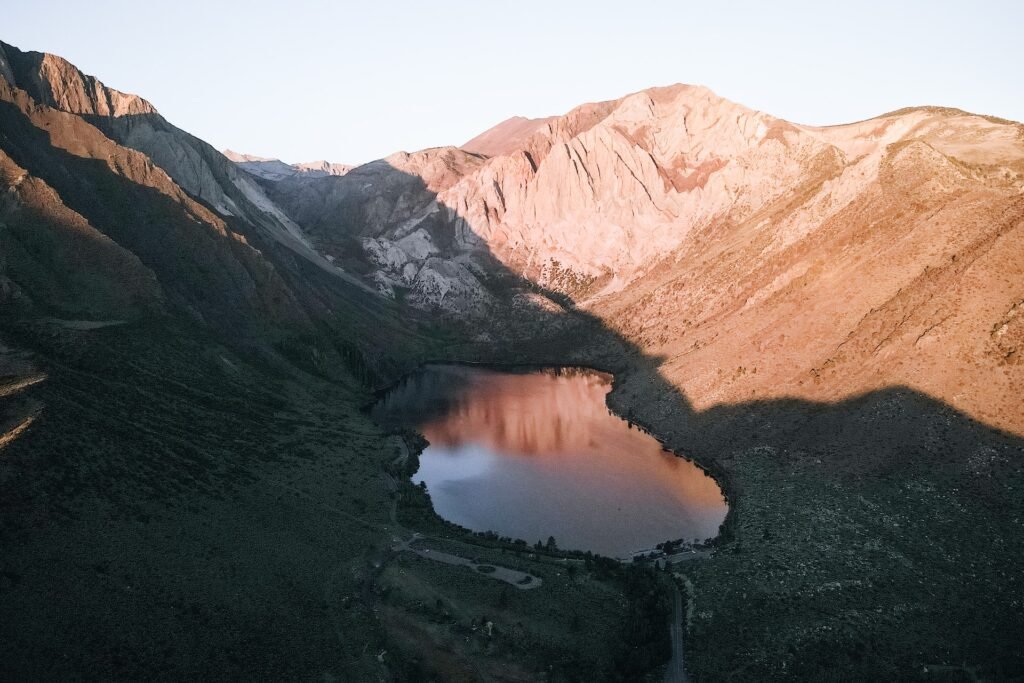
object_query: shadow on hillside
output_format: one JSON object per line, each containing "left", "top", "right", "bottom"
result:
{"left": 0, "top": 98, "right": 438, "bottom": 386}
{"left": 275, "top": 158, "right": 1023, "bottom": 472}
{"left": 276, "top": 158, "right": 1024, "bottom": 675}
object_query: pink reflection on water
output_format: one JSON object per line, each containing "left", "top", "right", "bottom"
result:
{"left": 377, "top": 366, "right": 727, "bottom": 557}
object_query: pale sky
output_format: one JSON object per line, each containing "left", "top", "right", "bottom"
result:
{"left": 5, "top": 0, "right": 1022, "bottom": 165}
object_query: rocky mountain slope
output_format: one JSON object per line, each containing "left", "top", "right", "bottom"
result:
{"left": 224, "top": 149, "right": 353, "bottom": 181}
{"left": 0, "top": 40, "right": 422, "bottom": 357}
{"left": 461, "top": 115, "right": 555, "bottom": 157}
{"left": 270, "top": 83, "right": 1024, "bottom": 436}
{"left": 0, "top": 41, "right": 368, "bottom": 292}
{"left": 257, "top": 146, "right": 495, "bottom": 310}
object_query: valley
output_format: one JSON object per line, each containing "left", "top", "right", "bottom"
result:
{"left": 0, "top": 35, "right": 1022, "bottom": 682}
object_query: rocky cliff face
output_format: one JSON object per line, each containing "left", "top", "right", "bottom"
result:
{"left": 439, "top": 85, "right": 836, "bottom": 295}
{"left": 580, "top": 103, "right": 1024, "bottom": 434}
{"left": 258, "top": 146, "right": 495, "bottom": 309}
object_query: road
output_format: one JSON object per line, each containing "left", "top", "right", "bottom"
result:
{"left": 392, "top": 534, "right": 543, "bottom": 590}
{"left": 665, "top": 582, "right": 689, "bottom": 683}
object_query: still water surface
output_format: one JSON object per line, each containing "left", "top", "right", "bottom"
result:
{"left": 372, "top": 365, "right": 727, "bottom": 557}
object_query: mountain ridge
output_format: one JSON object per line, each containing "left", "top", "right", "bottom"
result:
{"left": 256, "top": 81, "right": 1024, "bottom": 437}
{"left": 223, "top": 149, "right": 353, "bottom": 180}
{"left": 461, "top": 114, "right": 557, "bottom": 157}
{"left": 0, "top": 40, "right": 374, "bottom": 294}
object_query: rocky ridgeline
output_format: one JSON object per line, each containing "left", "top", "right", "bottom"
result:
{"left": 249, "top": 82, "right": 1024, "bottom": 435}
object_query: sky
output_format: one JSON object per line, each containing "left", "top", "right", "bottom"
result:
{"left": 5, "top": 1, "right": 1022, "bottom": 165}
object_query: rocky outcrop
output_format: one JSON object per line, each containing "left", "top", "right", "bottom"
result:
{"left": 259, "top": 146, "right": 492, "bottom": 308}
{"left": 1, "top": 45, "right": 156, "bottom": 118}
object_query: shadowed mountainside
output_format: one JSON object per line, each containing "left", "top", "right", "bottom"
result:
{"left": 0, "top": 40, "right": 674, "bottom": 681}
{"left": 0, "top": 40, "right": 370, "bottom": 293}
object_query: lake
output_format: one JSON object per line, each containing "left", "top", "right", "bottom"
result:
{"left": 371, "top": 365, "right": 727, "bottom": 558}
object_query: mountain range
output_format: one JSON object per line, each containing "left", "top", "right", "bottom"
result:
{"left": 1, "top": 38, "right": 1021, "bottom": 681}
{"left": 236, "top": 81, "right": 1024, "bottom": 435}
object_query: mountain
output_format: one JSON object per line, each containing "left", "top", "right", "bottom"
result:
{"left": 224, "top": 149, "right": 353, "bottom": 181}
{"left": 273, "top": 83, "right": 1024, "bottom": 436}
{"left": 461, "top": 115, "right": 555, "bottom": 157}
{"left": 0, "top": 41, "right": 364, "bottom": 291}
{"left": 293, "top": 159, "right": 354, "bottom": 176}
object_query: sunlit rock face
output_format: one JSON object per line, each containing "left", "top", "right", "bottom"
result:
{"left": 373, "top": 365, "right": 728, "bottom": 556}
{"left": 355, "top": 88, "right": 1024, "bottom": 435}
{"left": 439, "top": 84, "right": 834, "bottom": 294}
{"left": 460, "top": 115, "right": 555, "bottom": 157}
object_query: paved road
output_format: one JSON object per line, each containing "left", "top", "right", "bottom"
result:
{"left": 392, "top": 535, "right": 543, "bottom": 590}
{"left": 665, "top": 583, "right": 689, "bottom": 683}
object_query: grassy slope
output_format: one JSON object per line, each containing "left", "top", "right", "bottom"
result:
{"left": 0, "top": 319, "right": 386, "bottom": 679}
